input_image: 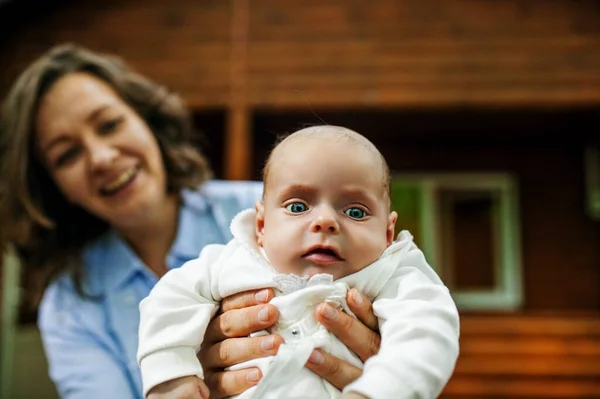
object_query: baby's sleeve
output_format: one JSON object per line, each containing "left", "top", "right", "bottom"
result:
{"left": 137, "top": 244, "right": 226, "bottom": 397}
{"left": 344, "top": 246, "right": 460, "bottom": 399}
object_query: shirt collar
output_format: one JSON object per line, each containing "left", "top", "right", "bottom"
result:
{"left": 83, "top": 189, "right": 213, "bottom": 294}
{"left": 169, "top": 189, "right": 212, "bottom": 262}
{"left": 82, "top": 230, "right": 146, "bottom": 295}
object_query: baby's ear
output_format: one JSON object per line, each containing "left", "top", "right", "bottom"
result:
{"left": 386, "top": 211, "right": 398, "bottom": 245}
{"left": 255, "top": 200, "right": 266, "bottom": 246}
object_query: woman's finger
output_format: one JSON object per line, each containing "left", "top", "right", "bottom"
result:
{"left": 198, "top": 379, "right": 210, "bottom": 399}
{"left": 346, "top": 288, "right": 379, "bottom": 332}
{"left": 202, "top": 334, "right": 284, "bottom": 370}
{"left": 304, "top": 349, "right": 362, "bottom": 390}
{"left": 220, "top": 288, "right": 274, "bottom": 313}
{"left": 204, "top": 367, "right": 262, "bottom": 399}
{"left": 315, "top": 302, "right": 380, "bottom": 362}
{"left": 203, "top": 303, "right": 279, "bottom": 344}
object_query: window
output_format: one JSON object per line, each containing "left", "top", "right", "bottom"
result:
{"left": 391, "top": 173, "right": 522, "bottom": 310}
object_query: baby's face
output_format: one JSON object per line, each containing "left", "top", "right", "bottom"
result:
{"left": 255, "top": 136, "right": 397, "bottom": 280}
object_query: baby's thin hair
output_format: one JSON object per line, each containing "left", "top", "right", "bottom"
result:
{"left": 261, "top": 125, "right": 391, "bottom": 201}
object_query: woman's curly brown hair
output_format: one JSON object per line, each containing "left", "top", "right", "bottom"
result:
{"left": 0, "top": 43, "right": 212, "bottom": 299}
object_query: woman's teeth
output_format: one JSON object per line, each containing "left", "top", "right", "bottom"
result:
{"left": 102, "top": 167, "right": 138, "bottom": 194}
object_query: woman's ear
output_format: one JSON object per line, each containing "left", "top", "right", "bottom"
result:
{"left": 255, "top": 199, "right": 265, "bottom": 246}
{"left": 386, "top": 211, "right": 398, "bottom": 246}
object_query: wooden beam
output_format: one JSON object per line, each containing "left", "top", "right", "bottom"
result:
{"left": 225, "top": 0, "right": 251, "bottom": 180}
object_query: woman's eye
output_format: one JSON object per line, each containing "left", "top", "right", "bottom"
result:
{"left": 345, "top": 207, "right": 367, "bottom": 219}
{"left": 98, "top": 117, "right": 123, "bottom": 135}
{"left": 285, "top": 202, "right": 308, "bottom": 213}
{"left": 54, "top": 147, "right": 81, "bottom": 168}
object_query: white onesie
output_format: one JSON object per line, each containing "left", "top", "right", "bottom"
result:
{"left": 137, "top": 209, "right": 460, "bottom": 399}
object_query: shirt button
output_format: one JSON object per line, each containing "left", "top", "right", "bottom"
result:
{"left": 284, "top": 325, "right": 304, "bottom": 342}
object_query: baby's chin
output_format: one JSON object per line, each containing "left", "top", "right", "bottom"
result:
{"left": 291, "top": 265, "right": 345, "bottom": 281}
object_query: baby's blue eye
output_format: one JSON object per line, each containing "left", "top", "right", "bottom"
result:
{"left": 345, "top": 207, "right": 366, "bottom": 219}
{"left": 286, "top": 202, "right": 308, "bottom": 213}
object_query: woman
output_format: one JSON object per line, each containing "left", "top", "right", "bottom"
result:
{"left": 0, "top": 44, "right": 381, "bottom": 399}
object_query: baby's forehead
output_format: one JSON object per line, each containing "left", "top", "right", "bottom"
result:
{"left": 263, "top": 125, "right": 390, "bottom": 198}
{"left": 273, "top": 130, "right": 378, "bottom": 161}
{"left": 268, "top": 135, "right": 386, "bottom": 181}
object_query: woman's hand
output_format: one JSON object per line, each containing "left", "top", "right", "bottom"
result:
{"left": 305, "top": 288, "right": 381, "bottom": 389}
{"left": 147, "top": 375, "right": 209, "bottom": 399}
{"left": 198, "top": 287, "right": 381, "bottom": 397}
{"left": 198, "top": 288, "right": 284, "bottom": 398}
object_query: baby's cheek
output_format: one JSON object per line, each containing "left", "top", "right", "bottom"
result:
{"left": 263, "top": 240, "right": 292, "bottom": 271}
{"left": 360, "top": 235, "right": 388, "bottom": 261}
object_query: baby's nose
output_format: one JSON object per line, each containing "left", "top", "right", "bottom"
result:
{"left": 309, "top": 212, "right": 340, "bottom": 234}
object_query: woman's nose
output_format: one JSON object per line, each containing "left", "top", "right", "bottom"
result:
{"left": 309, "top": 209, "right": 340, "bottom": 234}
{"left": 88, "top": 139, "right": 118, "bottom": 171}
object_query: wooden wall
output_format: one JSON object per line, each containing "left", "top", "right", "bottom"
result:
{"left": 3, "top": 0, "right": 600, "bottom": 107}
{"left": 2, "top": 0, "right": 600, "bottom": 177}
{"left": 0, "top": 0, "right": 599, "bottom": 312}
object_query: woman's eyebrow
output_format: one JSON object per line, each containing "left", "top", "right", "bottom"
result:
{"left": 42, "top": 135, "right": 71, "bottom": 154}
{"left": 86, "top": 104, "right": 111, "bottom": 122}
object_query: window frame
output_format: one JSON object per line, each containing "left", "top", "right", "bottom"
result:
{"left": 392, "top": 173, "right": 523, "bottom": 310}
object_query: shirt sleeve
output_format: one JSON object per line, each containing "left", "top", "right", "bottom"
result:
{"left": 137, "top": 243, "right": 227, "bottom": 397}
{"left": 344, "top": 246, "right": 460, "bottom": 399}
{"left": 38, "top": 282, "right": 138, "bottom": 399}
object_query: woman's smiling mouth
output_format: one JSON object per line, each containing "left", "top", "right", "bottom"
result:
{"left": 100, "top": 166, "right": 139, "bottom": 196}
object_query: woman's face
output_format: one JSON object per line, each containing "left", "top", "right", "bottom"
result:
{"left": 35, "top": 72, "right": 169, "bottom": 230}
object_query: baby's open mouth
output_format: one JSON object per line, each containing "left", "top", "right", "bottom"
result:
{"left": 303, "top": 247, "right": 344, "bottom": 261}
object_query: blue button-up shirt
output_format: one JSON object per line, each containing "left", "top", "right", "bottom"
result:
{"left": 38, "top": 181, "right": 263, "bottom": 399}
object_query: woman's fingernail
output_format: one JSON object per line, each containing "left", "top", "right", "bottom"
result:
{"left": 352, "top": 290, "right": 363, "bottom": 305}
{"left": 258, "top": 306, "right": 270, "bottom": 322}
{"left": 321, "top": 304, "right": 337, "bottom": 320}
{"left": 255, "top": 289, "right": 269, "bottom": 303}
{"left": 308, "top": 350, "right": 325, "bottom": 365}
{"left": 261, "top": 336, "right": 275, "bottom": 351}
{"left": 247, "top": 369, "right": 260, "bottom": 382}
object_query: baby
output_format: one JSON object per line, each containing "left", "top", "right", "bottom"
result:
{"left": 137, "top": 126, "right": 460, "bottom": 399}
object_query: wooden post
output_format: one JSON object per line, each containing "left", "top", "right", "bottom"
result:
{"left": 226, "top": 0, "right": 251, "bottom": 180}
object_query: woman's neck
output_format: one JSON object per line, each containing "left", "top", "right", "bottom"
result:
{"left": 118, "top": 194, "right": 180, "bottom": 278}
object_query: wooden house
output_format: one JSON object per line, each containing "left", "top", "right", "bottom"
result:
{"left": 1, "top": 1, "right": 599, "bottom": 397}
